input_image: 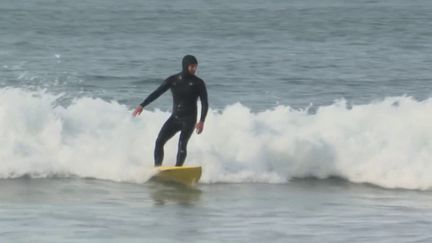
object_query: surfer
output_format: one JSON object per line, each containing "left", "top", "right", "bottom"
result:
{"left": 132, "top": 55, "right": 208, "bottom": 167}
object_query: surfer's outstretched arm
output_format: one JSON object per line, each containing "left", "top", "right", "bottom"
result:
{"left": 132, "top": 78, "right": 171, "bottom": 116}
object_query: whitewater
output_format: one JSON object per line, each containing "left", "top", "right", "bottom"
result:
{"left": 2, "top": 88, "right": 431, "bottom": 190}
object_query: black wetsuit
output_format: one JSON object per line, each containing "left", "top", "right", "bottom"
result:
{"left": 140, "top": 56, "right": 208, "bottom": 166}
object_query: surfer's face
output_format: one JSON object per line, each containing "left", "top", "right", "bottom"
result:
{"left": 187, "top": 64, "right": 197, "bottom": 75}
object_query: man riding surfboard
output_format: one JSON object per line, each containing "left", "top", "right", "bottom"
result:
{"left": 133, "top": 55, "right": 208, "bottom": 167}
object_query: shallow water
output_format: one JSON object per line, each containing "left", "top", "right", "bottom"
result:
{"left": 1, "top": 178, "right": 432, "bottom": 243}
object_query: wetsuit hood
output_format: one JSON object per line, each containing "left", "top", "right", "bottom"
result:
{"left": 182, "top": 55, "right": 198, "bottom": 76}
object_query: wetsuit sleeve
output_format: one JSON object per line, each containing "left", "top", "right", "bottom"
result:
{"left": 199, "top": 81, "right": 208, "bottom": 122}
{"left": 140, "top": 78, "right": 171, "bottom": 107}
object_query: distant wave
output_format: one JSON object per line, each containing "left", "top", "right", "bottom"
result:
{"left": 1, "top": 88, "right": 432, "bottom": 190}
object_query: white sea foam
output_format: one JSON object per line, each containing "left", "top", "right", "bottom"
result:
{"left": 1, "top": 88, "right": 432, "bottom": 189}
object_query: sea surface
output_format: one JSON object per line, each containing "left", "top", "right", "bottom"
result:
{"left": 1, "top": 0, "right": 432, "bottom": 242}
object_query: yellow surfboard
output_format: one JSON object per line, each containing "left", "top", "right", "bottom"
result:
{"left": 151, "top": 166, "right": 202, "bottom": 186}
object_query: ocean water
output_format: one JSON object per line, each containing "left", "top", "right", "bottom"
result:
{"left": 1, "top": 0, "right": 432, "bottom": 242}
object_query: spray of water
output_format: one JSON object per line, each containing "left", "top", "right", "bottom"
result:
{"left": 1, "top": 88, "right": 432, "bottom": 189}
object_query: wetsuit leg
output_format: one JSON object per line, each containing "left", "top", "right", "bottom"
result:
{"left": 175, "top": 117, "right": 196, "bottom": 166}
{"left": 154, "top": 116, "right": 181, "bottom": 166}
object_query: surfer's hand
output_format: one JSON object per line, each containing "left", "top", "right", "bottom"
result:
{"left": 195, "top": 121, "right": 204, "bottom": 134}
{"left": 132, "top": 105, "right": 143, "bottom": 117}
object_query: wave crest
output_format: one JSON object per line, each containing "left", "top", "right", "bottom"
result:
{"left": 1, "top": 88, "right": 432, "bottom": 190}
